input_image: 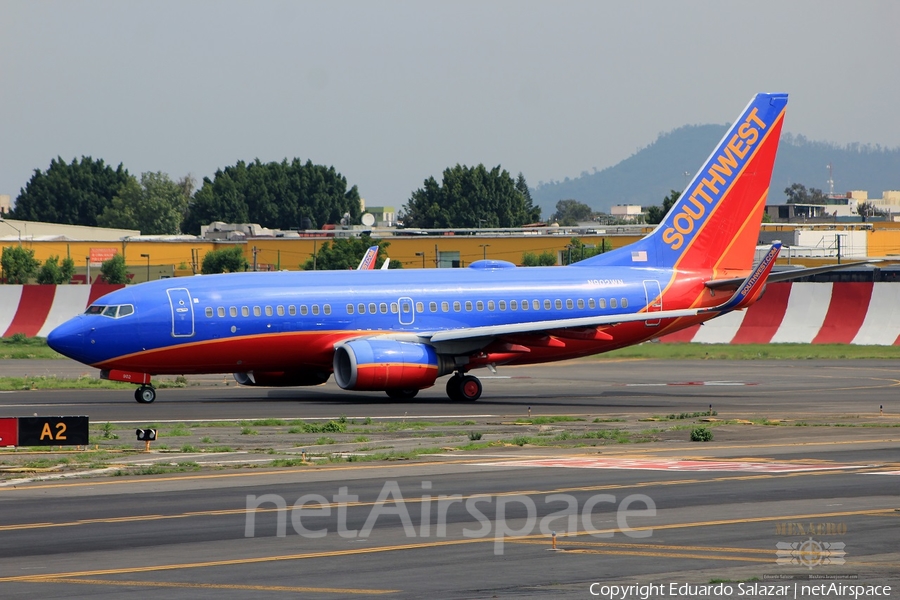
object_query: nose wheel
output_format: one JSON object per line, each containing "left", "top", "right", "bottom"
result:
{"left": 134, "top": 385, "right": 157, "bottom": 404}
{"left": 445, "top": 373, "right": 482, "bottom": 402}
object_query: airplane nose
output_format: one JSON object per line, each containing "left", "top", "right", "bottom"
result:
{"left": 47, "top": 317, "right": 87, "bottom": 361}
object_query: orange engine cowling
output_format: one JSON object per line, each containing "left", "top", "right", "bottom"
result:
{"left": 333, "top": 339, "right": 449, "bottom": 391}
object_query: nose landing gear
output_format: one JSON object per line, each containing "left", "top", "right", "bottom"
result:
{"left": 134, "top": 385, "right": 157, "bottom": 404}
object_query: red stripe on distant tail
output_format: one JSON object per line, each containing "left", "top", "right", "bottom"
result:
{"left": 3, "top": 286, "right": 56, "bottom": 337}
{"left": 812, "top": 282, "right": 873, "bottom": 344}
{"left": 730, "top": 282, "right": 792, "bottom": 344}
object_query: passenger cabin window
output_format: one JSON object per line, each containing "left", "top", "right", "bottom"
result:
{"left": 323, "top": 305, "right": 331, "bottom": 315}
{"left": 265, "top": 306, "right": 273, "bottom": 317}
{"left": 230, "top": 307, "right": 238, "bottom": 317}
{"left": 465, "top": 301, "right": 473, "bottom": 311}
{"left": 577, "top": 299, "right": 584, "bottom": 309}
{"left": 610, "top": 298, "right": 618, "bottom": 309}
{"left": 441, "top": 301, "right": 449, "bottom": 312}
{"left": 599, "top": 299, "right": 606, "bottom": 309}
{"left": 532, "top": 300, "right": 540, "bottom": 310}
{"left": 205, "top": 307, "right": 213, "bottom": 318}
{"left": 277, "top": 305, "right": 285, "bottom": 316}
{"left": 347, "top": 304, "right": 355, "bottom": 314}
{"left": 416, "top": 302, "right": 424, "bottom": 313}
{"left": 543, "top": 300, "right": 551, "bottom": 310}
{"left": 379, "top": 303, "right": 387, "bottom": 314}
{"left": 358, "top": 303, "right": 366, "bottom": 314}
{"left": 453, "top": 301, "right": 461, "bottom": 312}
{"left": 476, "top": 301, "right": 484, "bottom": 311}
{"left": 301, "top": 306, "right": 309, "bottom": 316}
{"left": 429, "top": 302, "right": 437, "bottom": 312}
{"left": 390, "top": 303, "right": 398, "bottom": 314}
{"left": 368, "top": 303, "right": 377, "bottom": 314}
{"left": 499, "top": 300, "right": 507, "bottom": 311}
{"left": 510, "top": 300, "right": 518, "bottom": 310}
{"left": 218, "top": 307, "right": 226, "bottom": 318}
{"left": 312, "top": 305, "right": 320, "bottom": 316}
{"left": 289, "top": 306, "right": 296, "bottom": 316}
{"left": 567, "top": 299, "right": 574, "bottom": 309}
{"left": 241, "top": 306, "right": 249, "bottom": 317}
{"left": 253, "top": 306, "right": 261, "bottom": 317}
{"left": 555, "top": 299, "right": 562, "bottom": 310}
{"left": 621, "top": 298, "right": 628, "bottom": 308}
{"left": 487, "top": 300, "right": 495, "bottom": 311}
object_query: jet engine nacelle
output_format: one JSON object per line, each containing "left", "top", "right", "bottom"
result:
{"left": 333, "top": 339, "right": 450, "bottom": 391}
{"left": 233, "top": 370, "right": 330, "bottom": 387}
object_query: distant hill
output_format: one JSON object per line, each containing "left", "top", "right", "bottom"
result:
{"left": 532, "top": 125, "right": 900, "bottom": 214}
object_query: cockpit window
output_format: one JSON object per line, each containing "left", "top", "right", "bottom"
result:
{"left": 85, "top": 304, "right": 135, "bottom": 319}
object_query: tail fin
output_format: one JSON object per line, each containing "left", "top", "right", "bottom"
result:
{"left": 356, "top": 246, "right": 379, "bottom": 270}
{"left": 578, "top": 93, "right": 787, "bottom": 271}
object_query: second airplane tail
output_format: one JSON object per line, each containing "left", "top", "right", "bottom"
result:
{"left": 578, "top": 93, "right": 788, "bottom": 273}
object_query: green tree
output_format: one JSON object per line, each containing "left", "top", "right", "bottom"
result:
{"left": 784, "top": 183, "right": 827, "bottom": 205}
{"left": 37, "top": 255, "right": 76, "bottom": 284}
{"left": 515, "top": 172, "right": 542, "bottom": 224}
{"left": 182, "top": 159, "right": 361, "bottom": 234}
{"left": 1, "top": 246, "right": 41, "bottom": 283}
{"left": 521, "top": 250, "right": 557, "bottom": 266}
{"left": 201, "top": 246, "right": 249, "bottom": 274}
{"left": 400, "top": 164, "right": 537, "bottom": 228}
{"left": 12, "top": 156, "right": 134, "bottom": 226}
{"left": 97, "top": 172, "right": 192, "bottom": 234}
{"left": 301, "top": 235, "right": 401, "bottom": 270}
{"left": 645, "top": 190, "right": 681, "bottom": 225}
{"left": 563, "top": 237, "right": 612, "bottom": 265}
{"left": 551, "top": 199, "right": 593, "bottom": 226}
{"left": 100, "top": 253, "right": 128, "bottom": 284}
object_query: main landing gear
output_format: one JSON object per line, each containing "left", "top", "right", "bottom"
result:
{"left": 134, "top": 385, "right": 157, "bottom": 404}
{"left": 445, "top": 373, "right": 482, "bottom": 402}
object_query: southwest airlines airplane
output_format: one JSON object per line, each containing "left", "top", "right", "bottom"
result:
{"left": 51, "top": 93, "right": 809, "bottom": 404}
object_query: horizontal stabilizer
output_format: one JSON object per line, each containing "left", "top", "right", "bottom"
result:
{"left": 705, "top": 259, "right": 880, "bottom": 291}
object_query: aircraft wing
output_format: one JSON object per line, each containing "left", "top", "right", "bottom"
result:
{"left": 398, "top": 243, "right": 781, "bottom": 345}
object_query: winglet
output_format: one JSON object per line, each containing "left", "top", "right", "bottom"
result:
{"left": 703, "top": 242, "right": 781, "bottom": 313}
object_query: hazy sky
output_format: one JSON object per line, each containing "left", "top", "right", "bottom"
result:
{"left": 2, "top": 1, "right": 898, "bottom": 212}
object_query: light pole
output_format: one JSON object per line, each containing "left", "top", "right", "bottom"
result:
{"left": 415, "top": 252, "right": 425, "bottom": 268}
{"left": 140, "top": 253, "right": 150, "bottom": 282}
{"left": 0, "top": 218, "right": 22, "bottom": 245}
{"left": 479, "top": 244, "right": 490, "bottom": 260}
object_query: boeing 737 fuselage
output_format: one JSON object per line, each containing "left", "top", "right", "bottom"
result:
{"left": 49, "top": 93, "right": 793, "bottom": 403}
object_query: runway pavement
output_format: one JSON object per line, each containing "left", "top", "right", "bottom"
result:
{"left": 0, "top": 358, "right": 899, "bottom": 599}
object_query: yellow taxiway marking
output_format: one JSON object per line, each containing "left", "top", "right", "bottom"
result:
{"left": 0, "top": 508, "right": 893, "bottom": 584}
{"left": 0, "top": 468, "right": 862, "bottom": 533}
{"left": 514, "top": 539, "right": 775, "bottom": 554}
{"left": 0, "top": 457, "right": 489, "bottom": 492}
{"left": 12, "top": 578, "right": 397, "bottom": 594}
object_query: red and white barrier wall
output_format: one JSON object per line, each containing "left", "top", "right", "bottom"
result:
{"left": 0, "top": 284, "right": 124, "bottom": 338}
{"left": 661, "top": 282, "right": 900, "bottom": 345}
{"left": 1, "top": 282, "right": 899, "bottom": 345}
